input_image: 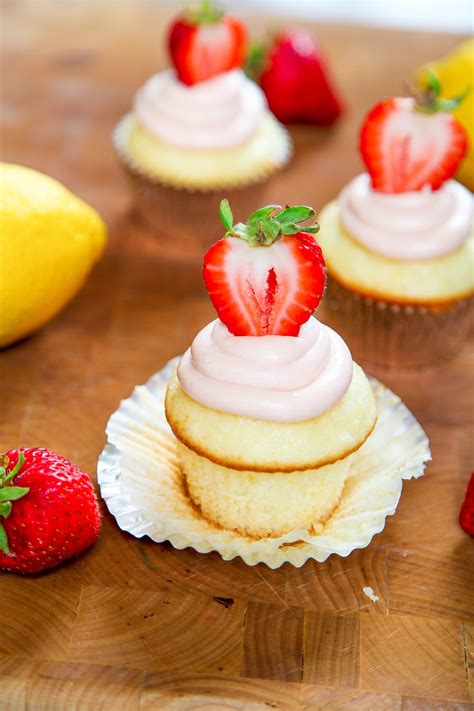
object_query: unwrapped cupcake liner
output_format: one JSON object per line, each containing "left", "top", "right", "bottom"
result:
{"left": 113, "top": 115, "right": 293, "bottom": 260}
{"left": 324, "top": 277, "right": 474, "bottom": 368}
{"left": 98, "top": 357, "right": 431, "bottom": 569}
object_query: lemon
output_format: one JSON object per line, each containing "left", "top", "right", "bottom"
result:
{"left": 0, "top": 163, "right": 107, "bottom": 348}
{"left": 417, "top": 39, "right": 474, "bottom": 190}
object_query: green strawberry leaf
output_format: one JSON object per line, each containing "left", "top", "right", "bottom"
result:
{"left": 280, "top": 222, "right": 320, "bottom": 236}
{"left": 280, "top": 223, "right": 299, "bottom": 235}
{"left": 0, "top": 523, "right": 12, "bottom": 556}
{"left": 244, "top": 41, "right": 267, "bottom": 82}
{"left": 415, "top": 72, "right": 470, "bottom": 114}
{"left": 0, "top": 501, "right": 12, "bottom": 518}
{"left": 219, "top": 199, "right": 234, "bottom": 232}
{"left": 0, "top": 453, "right": 28, "bottom": 558}
{"left": 232, "top": 223, "right": 249, "bottom": 239}
{"left": 218, "top": 200, "right": 320, "bottom": 247}
{"left": 277, "top": 206, "right": 315, "bottom": 226}
{"left": 187, "top": 0, "right": 222, "bottom": 25}
{"left": 248, "top": 205, "right": 281, "bottom": 226}
{"left": 265, "top": 220, "right": 281, "bottom": 242}
{"left": 425, "top": 69, "right": 441, "bottom": 98}
{"left": 2, "top": 451, "right": 25, "bottom": 485}
{"left": 0, "top": 486, "right": 29, "bottom": 502}
{"left": 435, "top": 87, "right": 471, "bottom": 113}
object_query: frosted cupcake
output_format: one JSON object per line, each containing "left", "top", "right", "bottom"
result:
{"left": 165, "top": 201, "right": 376, "bottom": 538}
{"left": 114, "top": 1, "right": 291, "bottom": 258}
{"left": 318, "top": 77, "right": 473, "bottom": 367}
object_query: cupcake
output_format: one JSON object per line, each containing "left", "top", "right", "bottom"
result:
{"left": 114, "top": 1, "right": 292, "bottom": 259}
{"left": 318, "top": 76, "right": 473, "bottom": 368}
{"left": 165, "top": 200, "right": 377, "bottom": 538}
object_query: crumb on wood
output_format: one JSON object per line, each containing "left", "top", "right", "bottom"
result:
{"left": 363, "top": 585, "right": 380, "bottom": 604}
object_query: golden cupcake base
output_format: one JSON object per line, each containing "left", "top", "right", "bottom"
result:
{"left": 98, "top": 357, "right": 431, "bottom": 569}
{"left": 113, "top": 116, "right": 293, "bottom": 261}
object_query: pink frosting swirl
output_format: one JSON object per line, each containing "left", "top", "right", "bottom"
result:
{"left": 339, "top": 173, "right": 473, "bottom": 260}
{"left": 177, "top": 318, "right": 353, "bottom": 423}
{"left": 134, "top": 68, "right": 266, "bottom": 149}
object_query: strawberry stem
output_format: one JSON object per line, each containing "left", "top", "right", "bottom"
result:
{"left": 0, "top": 451, "right": 29, "bottom": 556}
{"left": 413, "top": 70, "right": 470, "bottom": 114}
{"left": 219, "top": 199, "right": 319, "bottom": 247}
{"left": 244, "top": 41, "right": 267, "bottom": 81}
{"left": 185, "top": 0, "right": 222, "bottom": 25}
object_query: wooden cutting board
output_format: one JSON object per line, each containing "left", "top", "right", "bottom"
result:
{"left": 1, "top": 2, "right": 472, "bottom": 708}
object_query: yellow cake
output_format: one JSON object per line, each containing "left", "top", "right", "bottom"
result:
{"left": 119, "top": 111, "right": 290, "bottom": 190}
{"left": 180, "top": 444, "right": 352, "bottom": 538}
{"left": 165, "top": 363, "right": 376, "bottom": 472}
{"left": 319, "top": 198, "right": 474, "bottom": 305}
{"left": 166, "top": 362, "right": 376, "bottom": 538}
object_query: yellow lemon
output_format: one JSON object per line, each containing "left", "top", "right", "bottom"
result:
{"left": 417, "top": 39, "right": 474, "bottom": 190}
{"left": 0, "top": 163, "right": 107, "bottom": 348}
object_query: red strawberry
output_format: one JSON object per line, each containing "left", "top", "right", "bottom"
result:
{"left": 203, "top": 200, "right": 326, "bottom": 336}
{"left": 360, "top": 75, "right": 468, "bottom": 193}
{"left": 459, "top": 472, "right": 474, "bottom": 537}
{"left": 0, "top": 448, "right": 101, "bottom": 574}
{"left": 168, "top": 1, "right": 246, "bottom": 86}
{"left": 258, "top": 30, "right": 343, "bottom": 125}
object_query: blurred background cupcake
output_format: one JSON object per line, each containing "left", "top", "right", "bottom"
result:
{"left": 114, "top": 0, "right": 292, "bottom": 260}
{"left": 318, "top": 75, "right": 473, "bottom": 368}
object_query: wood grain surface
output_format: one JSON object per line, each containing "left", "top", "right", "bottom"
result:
{"left": 1, "top": 2, "right": 473, "bottom": 709}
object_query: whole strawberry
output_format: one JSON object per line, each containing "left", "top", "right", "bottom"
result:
{"left": 168, "top": 0, "right": 247, "bottom": 86}
{"left": 459, "top": 472, "right": 474, "bottom": 537}
{"left": 258, "top": 30, "right": 343, "bottom": 125}
{"left": 360, "top": 72, "right": 468, "bottom": 193}
{"left": 203, "top": 200, "right": 326, "bottom": 336}
{"left": 0, "top": 448, "right": 101, "bottom": 574}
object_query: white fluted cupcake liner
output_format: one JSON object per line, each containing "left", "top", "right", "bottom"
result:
{"left": 98, "top": 357, "right": 431, "bottom": 569}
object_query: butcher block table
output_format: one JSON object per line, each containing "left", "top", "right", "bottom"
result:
{"left": 1, "top": 2, "right": 473, "bottom": 708}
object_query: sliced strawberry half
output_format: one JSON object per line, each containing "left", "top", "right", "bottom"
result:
{"left": 203, "top": 201, "right": 326, "bottom": 336}
{"left": 360, "top": 73, "right": 469, "bottom": 193}
{"left": 168, "top": 1, "right": 247, "bottom": 86}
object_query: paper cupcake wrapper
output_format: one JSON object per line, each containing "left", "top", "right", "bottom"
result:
{"left": 325, "top": 277, "right": 474, "bottom": 368}
{"left": 98, "top": 357, "right": 431, "bottom": 568}
{"left": 113, "top": 114, "right": 293, "bottom": 193}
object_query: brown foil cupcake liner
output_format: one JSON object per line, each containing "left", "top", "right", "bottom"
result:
{"left": 98, "top": 357, "right": 430, "bottom": 569}
{"left": 113, "top": 115, "right": 293, "bottom": 261}
{"left": 323, "top": 276, "right": 474, "bottom": 368}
